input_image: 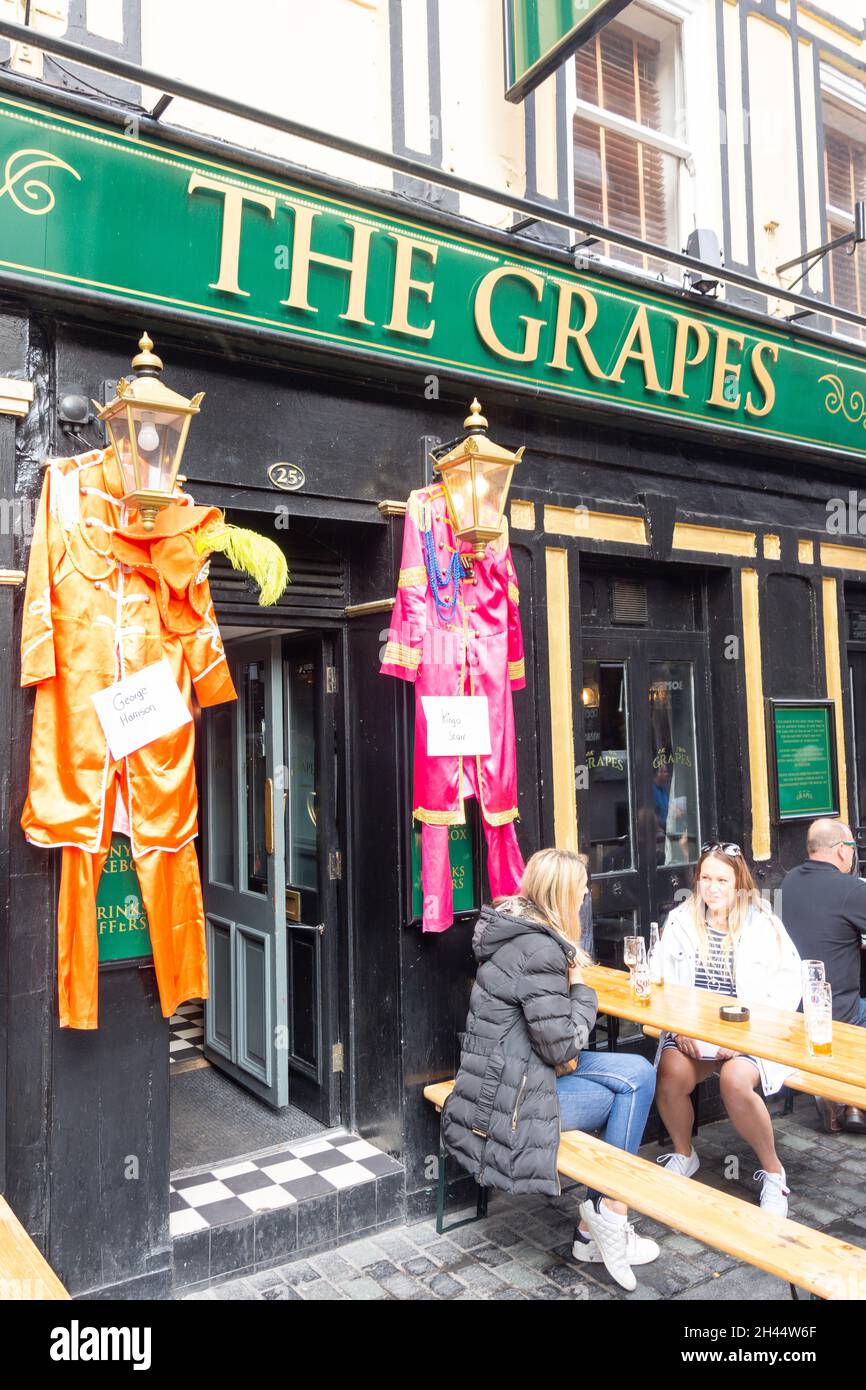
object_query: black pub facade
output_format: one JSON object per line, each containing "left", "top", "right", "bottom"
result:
{"left": 1, "top": 74, "right": 866, "bottom": 1298}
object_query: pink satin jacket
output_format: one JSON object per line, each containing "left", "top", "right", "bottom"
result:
{"left": 380, "top": 483, "right": 525, "bottom": 826}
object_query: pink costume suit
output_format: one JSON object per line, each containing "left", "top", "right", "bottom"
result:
{"left": 380, "top": 483, "right": 526, "bottom": 931}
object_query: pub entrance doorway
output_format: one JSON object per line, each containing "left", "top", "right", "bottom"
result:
{"left": 169, "top": 627, "right": 343, "bottom": 1172}
{"left": 579, "top": 565, "right": 714, "bottom": 979}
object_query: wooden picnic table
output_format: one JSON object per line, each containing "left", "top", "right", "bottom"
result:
{"left": 582, "top": 964, "right": 866, "bottom": 1091}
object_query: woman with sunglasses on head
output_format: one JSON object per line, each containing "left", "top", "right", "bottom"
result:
{"left": 654, "top": 842, "right": 802, "bottom": 1215}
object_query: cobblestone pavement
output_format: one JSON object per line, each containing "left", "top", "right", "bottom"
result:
{"left": 181, "top": 1095, "right": 866, "bottom": 1301}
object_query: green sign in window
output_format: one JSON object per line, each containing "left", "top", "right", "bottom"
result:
{"left": 96, "top": 835, "right": 153, "bottom": 963}
{"left": 411, "top": 816, "right": 477, "bottom": 922}
{"left": 770, "top": 701, "right": 839, "bottom": 822}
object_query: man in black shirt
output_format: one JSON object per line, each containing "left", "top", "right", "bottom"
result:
{"left": 780, "top": 818, "right": 866, "bottom": 1134}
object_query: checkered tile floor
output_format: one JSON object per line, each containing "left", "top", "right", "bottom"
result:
{"left": 170, "top": 1001, "right": 207, "bottom": 1070}
{"left": 170, "top": 1133, "right": 403, "bottom": 1236}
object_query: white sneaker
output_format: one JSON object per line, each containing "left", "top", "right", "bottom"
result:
{"left": 656, "top": 1148, "right": 700, "bottom": 1178}
{"left": 573, "top": 1223, "right": 660, "bottom": 1267}
{"left": 577, "top": 1199, "right": 636, "bottom": 1292}
{"left": 755, "top": 1167, "right": 789, "bottom": 1217}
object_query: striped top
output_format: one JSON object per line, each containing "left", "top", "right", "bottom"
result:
{"left": 694, "top": 926, "right": 737, "bottom": 996}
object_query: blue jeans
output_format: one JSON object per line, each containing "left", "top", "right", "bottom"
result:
{"left": 852, "top": 997, "right": 866, "bottom": 1028}
{"left": 556, "top": 1050, "right": 656, "bottom": 1205}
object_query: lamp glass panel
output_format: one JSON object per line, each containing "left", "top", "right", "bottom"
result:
{"left": 107, "top": 413, "right": 137, "bottom": 493}
{"left": 475, "top": 462, "right": 512, "bottom": 530}
{"left": 442, "top": 458, "right": 475, "bottom": 530}
{"left": 131, "top": 408, "right": 185, "bottom": 492}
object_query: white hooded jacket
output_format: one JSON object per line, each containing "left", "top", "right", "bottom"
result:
{"left": 655, "top": 899, "right": 803, "bottom": 1096}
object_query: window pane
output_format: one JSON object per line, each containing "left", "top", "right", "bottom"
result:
{"left": 574, "top": 33, "right": 598, "bottom": 104}
{"left": 573, "top": 18, "right": 679, "bottom": 270}
{"left": 573, "top": 115, "right": 604, "bottom": 223}
{"left": 243, "top": 661, "right": 268, "bottom": 896}
{"left": 598, "top": 25, "right": 637, "bottom": 123}
{"left": 604, "top": 129, "right": 642, "bottom": 240}
{"left": 649, "top": 662, "right": 700, "bottom": 866}
{"left": 583, "top": 660, "right": 633, "bottom": 875}
{"left": 823, "top": 123, "right": 866, "bottom": 339}
{"left": 636, "top": 37, "right": 663, "bottom": 134}
{"left": 286, "top": 656, "right": 318, "bottom": 893}
{"left": 208, "top": 702, "right": 234, "bottom": 888}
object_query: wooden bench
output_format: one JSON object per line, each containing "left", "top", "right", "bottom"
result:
{"left": 424, "top": 1079, "right": 866, "bottom": 1300}
{"left": 0, "top": 1197, "right": 68, "bottom": 1300}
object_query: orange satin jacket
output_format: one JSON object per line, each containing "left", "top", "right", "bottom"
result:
{"left": 20, "top": 446, "right": 236, "bottom": 854}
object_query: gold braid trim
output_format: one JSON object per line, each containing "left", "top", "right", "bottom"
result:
{"left": 508, "top": 658, "right": 525, "bottom": 681}
{"left": 382, "top": 641, "right": 421, "bottom": 669}
{"left": 398, "top": 565, "right": 427, "bottom": 588}
{"left": 413, "top": 806, "right": 466, "bottom": 826}
{"left": 508, "top": 581, "right": 520, "bottom": 606}
{"left": 480, "top": 806, "right": 520, "bottom": 826}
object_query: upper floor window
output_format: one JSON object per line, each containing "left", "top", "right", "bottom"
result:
{"left": 572, "top": 11, "right": 687, "bottom": 275}
{"left": 823, "top": 112, "right": 866, "bottom": 335}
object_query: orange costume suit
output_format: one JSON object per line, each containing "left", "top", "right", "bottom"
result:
{"left": 20, "top": 445, "right": 236, "bottom": 1029}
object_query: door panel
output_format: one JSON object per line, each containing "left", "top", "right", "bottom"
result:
{"left": 202, "top": 639, "right": 288, "bottom": 1108}
{"left": 206, "top": 915, "right": 233, "bottom": 1061}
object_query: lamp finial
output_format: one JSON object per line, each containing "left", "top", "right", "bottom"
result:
{"left": 131, "top": 331, "right": 164, "bottom": 378}
{"left": 464, "top": 398, "right": 487, "bottom": 432}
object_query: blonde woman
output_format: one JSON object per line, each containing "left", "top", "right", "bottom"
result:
{"left": 655, "top": 843, "right": 801, "bottom": 1215}
{"left": 443, "top": 847, "right": 657, "bottom": 1292}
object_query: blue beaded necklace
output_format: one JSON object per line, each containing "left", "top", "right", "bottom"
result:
{"left": 421, "top": 525, "right": 462, "bottom": 621}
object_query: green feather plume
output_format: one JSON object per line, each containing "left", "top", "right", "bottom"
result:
{"left": 195, "top": 521, "right": 289, "bottom": 607}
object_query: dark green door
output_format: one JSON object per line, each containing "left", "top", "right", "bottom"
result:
{"left": 202, "top": 633, "right": 341, "bottom": 1124}
{"left": 202, "top": 637, "right": 289, "bottom": 1107}
{"left": 281, "top": 636, "right": 341, "bottom": 1127}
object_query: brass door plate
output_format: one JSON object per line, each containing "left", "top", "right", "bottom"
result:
{"left": 286, "top": 888, "right": 301, "bottom": 923}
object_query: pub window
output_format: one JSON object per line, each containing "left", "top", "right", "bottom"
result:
{"left": 822, "top": 105, "right": 866, "bottom": 340}
{"left": 572, "top": 10, "right": 686, "bottom": 276}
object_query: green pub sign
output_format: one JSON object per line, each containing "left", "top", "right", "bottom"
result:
{"left": 2, "top": 93, "right": 866, "bottom": 462}
{"left": 96, "top": 834, "right": 154, "bottom": 963}
{"left": 769, "top": 700, "right": 840, "bottom": 822}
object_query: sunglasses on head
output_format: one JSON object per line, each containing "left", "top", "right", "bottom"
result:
{"left": 701, "top": 841, "right": 742, "bottom": 858}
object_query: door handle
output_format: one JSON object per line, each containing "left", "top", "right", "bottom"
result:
{"left": 286, "top": 921, "right": 326, "bottom": 935}
{"left": 265, "top": 776, "right": 274, "bottom": 855}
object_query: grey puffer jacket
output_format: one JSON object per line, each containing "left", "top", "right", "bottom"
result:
{"left": 442, "top": 903, "right": 598, "bottom": 1196}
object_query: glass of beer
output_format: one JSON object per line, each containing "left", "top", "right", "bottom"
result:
{"left": 623, "top": 936, "right": 642, "bottom": 973}
{"left": 806, "top": 981, "right": 833, "bottom": 1057}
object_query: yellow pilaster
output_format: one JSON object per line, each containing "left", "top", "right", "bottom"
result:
{"left": 821, "top": 576, "right": 849, "bottom": 827}
{"left": 741, "top": 569, "right": 771, "bottom": 860}
{"left": 545, "top": 547, "right": 578, "bottom": 852}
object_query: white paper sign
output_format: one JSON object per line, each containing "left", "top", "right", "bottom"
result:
{"left": 423, "top": 696, "right": 491, "bottom": 756}
{"left": 92, "top": 659, "right": 192, "bottom": 760}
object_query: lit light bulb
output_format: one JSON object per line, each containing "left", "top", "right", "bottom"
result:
{"left": 137, "top": 415, "right": 160, "bottom": 452}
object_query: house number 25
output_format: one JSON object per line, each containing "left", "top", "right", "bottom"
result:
{"left": 268, "top": 462, "right": 306, "bottom": 491}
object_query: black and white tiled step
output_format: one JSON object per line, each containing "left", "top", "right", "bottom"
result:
{"left": 169, "top": 1001, "right": 207, "bottom": 1071}
{"left": 171, "top": 1132, "right": 405, "bottom": 1291}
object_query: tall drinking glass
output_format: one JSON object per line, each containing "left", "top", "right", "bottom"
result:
{"left": 801, "top": 960, "right": 825, "bottom": 993}
{"left": 805, "top": 980, "right": 833, "bottom": 1057}
{"left": 802, "top": 961, "right": 826, "bottom": 1024}
{"left": 623, "top": 936, "right": 642, "bottom": 973}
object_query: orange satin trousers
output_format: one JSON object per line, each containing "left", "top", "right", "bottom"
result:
{"left": 56, "top": 770, "right": 209, "bottom": 1029}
